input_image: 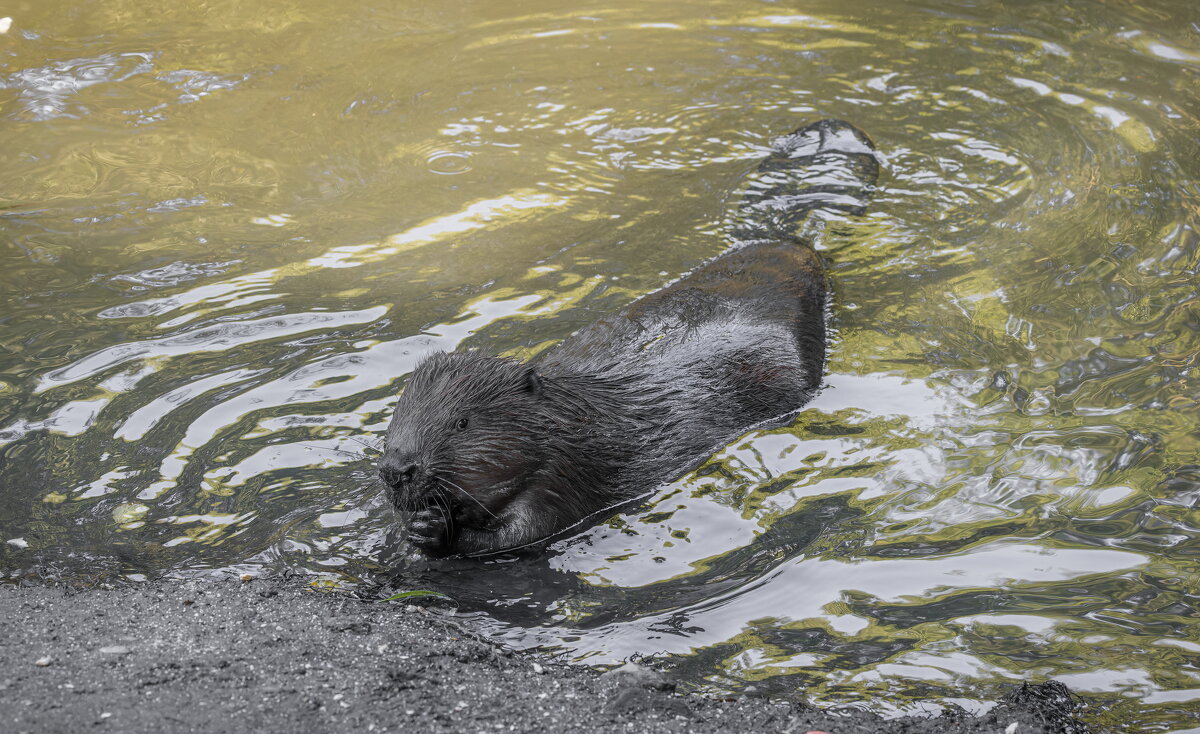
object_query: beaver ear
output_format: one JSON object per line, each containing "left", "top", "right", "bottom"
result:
{"left": 523, "top": 367, "right": 543, "bottom": 397}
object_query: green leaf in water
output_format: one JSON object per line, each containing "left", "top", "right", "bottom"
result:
{"left": 381, "top": 589, "right": 451, "bottom": 602}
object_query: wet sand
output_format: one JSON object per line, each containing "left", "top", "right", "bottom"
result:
{"left": 0, "top": 580, "right": 1085, "bottom": 733}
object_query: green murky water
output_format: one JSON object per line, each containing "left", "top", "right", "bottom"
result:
{"left": 2, "top": 0, "right": 1199, "bottom": 728}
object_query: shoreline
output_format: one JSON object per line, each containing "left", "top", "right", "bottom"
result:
{"left": 1, "top": 579, "right": 1086, "bottom": 733}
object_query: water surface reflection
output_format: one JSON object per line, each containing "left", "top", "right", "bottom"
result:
{"left": 2, "top": 1, "right": 1199, "bottom": 729}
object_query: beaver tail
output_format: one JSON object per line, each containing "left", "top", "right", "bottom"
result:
{"left": 730, "top": 119, "right": 879, "bottom": 241}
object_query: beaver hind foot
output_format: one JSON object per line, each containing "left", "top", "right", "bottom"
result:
{"left": 380, "top": 119, "right": 880, "bottom": 557}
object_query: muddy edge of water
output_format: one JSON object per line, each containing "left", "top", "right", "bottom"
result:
{"left": 1, "top": 579, "right": 1086, "bottom": 734}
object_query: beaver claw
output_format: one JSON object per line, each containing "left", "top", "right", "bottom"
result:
{"left": 406, "top": 507, "right": 450, "bottom": 554}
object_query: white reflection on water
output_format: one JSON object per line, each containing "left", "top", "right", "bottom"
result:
{"left": 115, "top": 368, "right": 267, "bottom": 441}
{"left": 524, "top": 543, "right": 1147, "bottom": 666}
{"left": 1, "top": 51, "right": 155, "bottom": 120}
{"left": 96, "top": 190, "right": 566, "bottom": 324}
{"left": 36, "top": 307, "right": 388, "bottom": 393}
{"left": 1009, "top": 77, "right": 1156, "bottom": 152}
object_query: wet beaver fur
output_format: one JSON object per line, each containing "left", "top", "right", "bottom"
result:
{"left": 380, "top": 119, "right": 879, "bottom": 556}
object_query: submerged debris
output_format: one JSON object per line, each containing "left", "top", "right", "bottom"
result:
{"left": 1002, "top": 681, "right": 1087, "bottom": 734}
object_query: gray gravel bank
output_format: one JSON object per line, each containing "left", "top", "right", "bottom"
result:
{"left": 0, "top": 580, "right": 1086, "bottom": 733}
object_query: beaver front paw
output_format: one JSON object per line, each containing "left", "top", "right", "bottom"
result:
{"left": 406, "top": 507, "right": 451, "bottom": 554}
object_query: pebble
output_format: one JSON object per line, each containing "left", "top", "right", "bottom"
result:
{"left": 34, "top": 656, "right": 51, "bottom": 667}
{"left": 240, "top": 574, "right": 253, "bottom": 583}
{"left": 600, "top": 662, "right": 674, "bottom": 691}
{"left": 1005, "top": 724, "right": 1019, "bottom": 734}
{"left": 532, "top": 663, "right": 545, "bottom": 674}
{"left": 99, "top": 646, "right": 130, "bottom": 655}
{"left": 0, "top": 18, "right": 11, "bottom": 35}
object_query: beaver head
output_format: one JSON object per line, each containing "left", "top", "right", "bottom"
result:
{"left": 380, "top": 351, "right": 555, "bottom": 555}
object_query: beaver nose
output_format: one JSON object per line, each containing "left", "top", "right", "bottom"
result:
{"left": 379, "top": 458, "right": 419, "bottom": 489}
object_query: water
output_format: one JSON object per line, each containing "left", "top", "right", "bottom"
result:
{"left": 2, "top": 0, "right": 1199, "bottom": 728}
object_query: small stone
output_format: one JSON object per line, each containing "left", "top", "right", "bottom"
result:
{"left": 1005, "top": 724, "right": 1019, "bottom": 734}
{"left": 111, "top": 503, "right": 148, "bottom": 524}
{"left": 100, "top": 712, "right": 112, "bottom": 719}
{"left": 6, "top": 537, "right": 27, "bottom": 549}
{"left": 600, "top": 662, "right": 674, "bottom": 691}
{"left": 34, "top": 656, "right": 51, "bottom": 667}
{"left": 606, "top": 686, "right": 690, "bottom": 717}
{"left": 607, "top": 687, "right": 646, "bottom": 714}
{"left": 99, "top": 646, "right": 130, "bottom": 655}
{"left": 240, "top": 573, "right": 253, "bottom": 583}
{"left": 0, "top": 17, "right": 12, "bottom": 35}
{"left": 532, "top": 663, "right": 544, "bottom": 674}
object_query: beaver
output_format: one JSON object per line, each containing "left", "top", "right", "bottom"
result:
{"left": 379, "top": 119, "right": 879, "bottom": 556}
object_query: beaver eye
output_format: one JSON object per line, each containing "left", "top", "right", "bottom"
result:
{"left": 456, "top": 417, "right": 469, "bottom": 431}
